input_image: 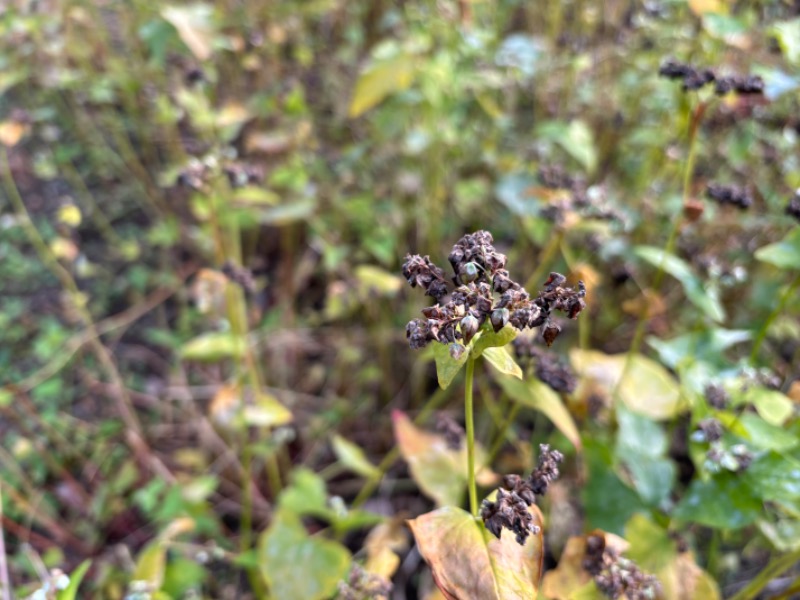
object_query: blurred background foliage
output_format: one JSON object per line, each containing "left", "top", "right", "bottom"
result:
{"left": 1, "top": 0, "right": 800, "bottom": 597}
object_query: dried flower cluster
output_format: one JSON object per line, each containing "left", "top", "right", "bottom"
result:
{"left": 176, "top": 156, "right": 264, "bottom": 191}
{"left": 513, "top": 339, "right": 578, "bottom": 393}
{"left": 692, "top": 418, "right": 723, "bottom": 443}
{"left": 704, "top": 384, "right": 729, "bottom": 410}
{"left": 705, "top": 443, "right": 753, "bottom": 473}
{"left": 659, "top": 59, "right": 764, "bottom": 96}
{"left": 583, "top": 534, "right": 659, "bottom": 600}
{"left": 337, "top": 564, "right": 392, "bottom": 600}
{"left": 706, "top": 183, "right": 753, "bottom": 210}
{"left": 403, "top": 231, "right": 586, "bottom": 354}
{"left": 537, "top": 166, "right": 622, "bottom": 225}
{"left": 480, "top": 444, "right": 563, "bottom": 546}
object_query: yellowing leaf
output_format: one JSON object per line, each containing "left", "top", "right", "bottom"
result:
{"left": 243, "top": 393, "right": 293, "bottom": 428}
{"left": 0, "top": 120, "right": 29, "bottom": 147}
{"left": 393, "top": 411, "right": 497, "bottom": 507}
{"left": 161, "top": 4, "right": 215, "bottom": 60}
{"left": 57, "top": 204, "right": 82, "bottom": 227}
{"left": 408, "top": 505, "right": 544, "bottom": 600}
{"left": 180, "top": 332, "right": 245, "bottom": 362}
{"left": 570, "top": 349, "right": 684, "bottom": 420}
{"left": 689, "top": 0, "right": 728, "bottom": 15}
{"left": 482, "top": 346, "right": 523, "bottom": 379}
{"left": 348, "top": 54, "right": 417, "bottom": 118}
{"left": 354, "top": 265, "right": 404, "bottom": 296}
{"left": 495, "top": 375, "right": 582, "bottom": 451}
{"left": 364, "top": 519, "right": 408, "bottom": 580}
{"left": 331, "top": 434, "right": 381, "bottom": 479}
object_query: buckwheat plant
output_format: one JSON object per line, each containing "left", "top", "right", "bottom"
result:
{"left": 402, "top": 231, "right": 585, "bottom": 531}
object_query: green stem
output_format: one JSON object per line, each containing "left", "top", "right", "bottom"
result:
{"left": 729, "top": 546, "right": 800, "bottom": 600}
{"left": 465, "top": 358, "right": 478, "bottom": 516}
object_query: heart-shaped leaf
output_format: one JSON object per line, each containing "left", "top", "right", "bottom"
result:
{"left": 259, "top": 509, "right": 351, "bottom": 600}
{"left": 393, "top": 411, "right": 497, "bottom": 507}
{"left": 433, "top": 342, "right": 470, "bottom": 390}
{"left": 408, "top": 505, "right": 544, "bottom": 600}
{"left": 755, "top": 228, "right": 800, "bottom": 270}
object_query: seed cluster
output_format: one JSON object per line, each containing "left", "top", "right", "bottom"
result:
{"left": 706, "top": 183, "right": 753, "bottom": 210}
{"left": 537, "top": 166, "right": 622, "bottom": 225}
{"left": 403, "top": 231, "right": 586, "bottom": 354}
{"left": 514, "top": 339, "right": 578, "bottom": 393}
{"left": 659, "top": 59, "right": 764, "bottom": 96}
{"left": 583, "top": 534, "right": 659, "bottom": 600}
{"left": 480, "top": 444, "right": 563, "bottom": 546}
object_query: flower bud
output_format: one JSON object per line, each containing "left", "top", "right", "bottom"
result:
{"left": 460, "top": 314, "right": 479, "bottom": 344}
{"left": 542, "top": 322, "right": 561, "bottom": 347}
{"left": 459, "top": 262, "right": 479, "bottom": 284}
{"left": 490, "top": 308, "right": 509, "bottom": 332}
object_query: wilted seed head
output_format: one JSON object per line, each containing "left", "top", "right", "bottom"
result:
{"left": 542, "top": 322, "right": 561, "bottom": 347}
{"left": 490, "top": 308, "right": 509, "bottom": 332}
{"left": 715, "top": 74, "right": 765, "bottom": 96}
{"left": 658, "top": 59, "right": 695, "bottom": 80}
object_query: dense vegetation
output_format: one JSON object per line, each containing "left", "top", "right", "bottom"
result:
{"left": 1, "top": 0, "right": 800, "bottom": 598}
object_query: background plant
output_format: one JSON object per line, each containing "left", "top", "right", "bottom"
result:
{"left": 0, "top": 0, "right": 799, "bottom": 598}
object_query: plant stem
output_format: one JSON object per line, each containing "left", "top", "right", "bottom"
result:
{"left": 729, "top": 546, "right": 800, "bottom": 600}
{"left": 465, "top": 357, "right": 478, "bottom": 516}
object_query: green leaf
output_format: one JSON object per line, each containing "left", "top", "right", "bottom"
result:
{"left": 537, "top": 120, "right": 598, "bottom": 173}
{"left": 278, "top": 468, "right": 328, "bottom": 517}
{"left": 734, "top": 414, "right": 799, "bottom": 451}
{"left": 57, "top": 560, "right": 91, "bottom": 600}
{"left": 482, "top": 346, "right": 523, "bottom": 379}
{"left": 433, "top": 342, "right": 469, "bottom": 390}
{"left": 259, "top": 510, "right": 351, "bottom": 600}
{"left": 348, "top": 53, "right": 417, "bottom": 117}
{"left": 408, "top": 506, "right": 544, "bottom": 599}
{"left": 673, "top": 472, "right": 761, "bottom": 529}
{"left": 745, "top": 388, "right": 794, "bottom": 426}
{"left": 570, "top": 349, "right": 684, "bottom": 420}
{"left": 743, "top": 451, "right": 800, "bottom": 511}
{"left": 615, "top": 405, "right": 675, "bottom": 506}
{"left": 634, "top": 246, "right": 725, "bottom": 321}
{"left": 582, "top": 439, "right": 645, "bottom": 535}
{"left": 624, "top": 514, "right": 676, "bottom": 573}
{"left": 495, "top": 375, "right": 582, "bottom": 451}
{"left": 331, "top": 434, "right": 381, "bottom": 479}
{"left": 758, "top": 517, "right": 800, "bottom": 551}
{"left": 133, "top": 541, "right": 167, "bottom": 591}
{"left": 180, "top": 332, "right": 245, "bottom": 362}
{"left": 472, "top": 325, "right": 517, "bottom": 357}
{"left": 755, "top": 228, "right": 800, "bottom": 270}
